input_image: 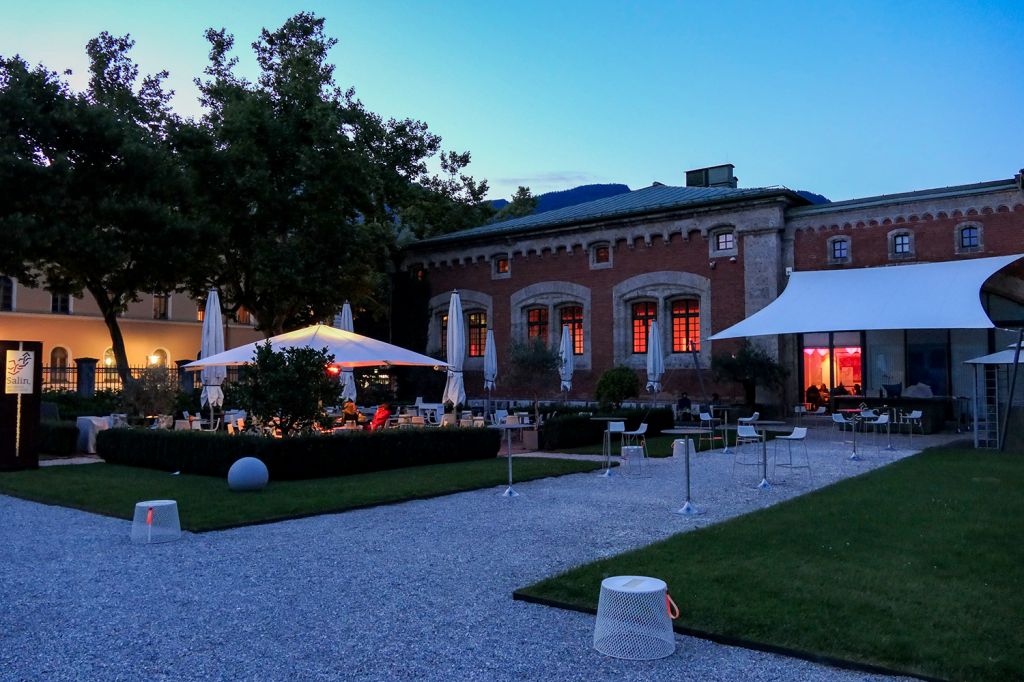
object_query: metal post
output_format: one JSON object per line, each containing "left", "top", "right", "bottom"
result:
{"left": 757, "top": 428, "right": 771, "bottom": 489}
{"left": 600, "top": 427, "right": 614, "bottom": 477}
{"left": 502, "top": 427, "right": 518, "bottom": 497}
{"left": 999, "top": 328, "right": 1023, "bottom": 451}
{"left": 675, "top": 438, "right": 703, "bottom": 515}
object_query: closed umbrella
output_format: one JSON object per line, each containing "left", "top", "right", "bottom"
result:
{"left": 335, "top": 301, "right": 357, "bottom": 403}
{"left": 558, "top": 324, "right": 574, "bottom": 395}
{"left": 645, "top": 320, "right": 664, "bottom": 395}
{"left": 483, "top": 329, "right": 497, "bottom": 419}
{"left": 441, "top": 291, "right": 466, "bottom": 408}
{"left": 200, "top": 290, "right": 226, "bottom": 427}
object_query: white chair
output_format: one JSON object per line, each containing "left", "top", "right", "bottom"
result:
{"left": 737, "top": 411, "right": 760, "bottom": 424}
{"left": 900, "top": 410, "right": 923, "bottom": 441}
{"left": 200, "top": 418, "right": 221, "bottom": 432}
{"left": 621, "top": 423, "right": 649, "bottom": 459}
{"left": 732, "top": 424, "right": 763, "bottom": 479}
{"left": 831, "top": 413, "right": 854, "bottom": 449}
{"left": 607, "top": 421, "right": 626, "bottom": 459}
{"left": 492, "top": 409, "right": 509, "bottom": 425}
{"left": 698, "top": 412, "right": 720, "bottom": 451}
{"left": 865, "top": 413, "right": 890, "bottom": 451}
{"left": 793, "top": 405, "right": 807, "bottom": 424}
{"left": 773, "top": 427, "right": 811, "bottom": 483}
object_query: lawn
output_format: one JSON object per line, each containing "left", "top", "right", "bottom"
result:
{"left": 0, "top": 457, "right": 605, "bottom": 532}
{"left": 516, "top": 447, "right": 1023, "bottom": 682}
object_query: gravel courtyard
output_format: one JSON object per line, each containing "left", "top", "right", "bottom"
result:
{"left": 0, "top": 428, "right": 958, "bottom": 681}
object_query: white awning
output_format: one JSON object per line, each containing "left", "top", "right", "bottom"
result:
{"left": 710, "top": 254, "right": 1024, "bottom": 340}
{"left": 964, "top": 344, "right": 1024, "bottom": 366}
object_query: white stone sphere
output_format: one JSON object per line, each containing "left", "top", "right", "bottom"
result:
{"left": 228, "top": 457, "right": 269, "bottom": 492}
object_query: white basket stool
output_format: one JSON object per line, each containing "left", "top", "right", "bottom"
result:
{"left": 130, "top": 500, "right": 181, "bottom": 544}
{"left": 620, "top": 445, "right": 646, "bottom": 476}
{"left": 594, "top": 576, "right": 676, "bottom": 660}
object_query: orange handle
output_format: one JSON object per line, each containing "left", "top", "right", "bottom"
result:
{"left": 665, "top": 592, "right": 680, "bottom": 620}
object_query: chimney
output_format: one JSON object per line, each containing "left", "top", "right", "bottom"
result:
{"left": 686, "top": 164, "right": 738, "bottom": 189}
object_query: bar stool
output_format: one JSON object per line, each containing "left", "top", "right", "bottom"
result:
{"left": 732, "top": 425, "right": 763, "bottom": 479}
{"left": 698, "top": 412, "right": 720, "bottom": 451}
{"left": 773, "top": 427, "right": 811, "bottom": 483}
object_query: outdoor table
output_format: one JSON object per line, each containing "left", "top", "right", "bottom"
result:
{"left": 590, "top": 416, "right": 622, "bottom": 477}
{"left": 491, "top": 423, "right": 531, "bottom": 497}
{"left": 76, "top": 416, "right": 111, "bottom": 454}
{"left": 663, "top": 428, "right": 704, "bottom": 515}
{"left": 747, "top": 420, "right": 789, "bottom": 489}
{"left": 712, "top": 406, "right": 738, "bottom": 453}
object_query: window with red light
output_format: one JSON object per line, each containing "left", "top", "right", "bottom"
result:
{"left": 527, "top": 307, "right": 548, "bottom": 346}
{"left": 671, "top": 299, "right": 700, "bottom": 352}
{"left": 631, "top": 301, "right": 657, "bottom": 354}
{"left": 559, "top": 306, "right": 584, "bottom": 355}
{"left": 496, "top": 257, "right": 509, "bottom": 273}
{"left": 594, "top": 245, "right": 609, "bottom": 263}
{"left": 467, "top": 311, "right": 487, "bottom": 357}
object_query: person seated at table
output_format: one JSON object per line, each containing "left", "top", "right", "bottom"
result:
{"left": 676, "top": 392, "right": 692, "bottom": 421}
{"left": 852, "top": 383, "right": 862, "bottom": 396}
{"left": 805, "top": 384, "right": 821, "bottom": 408}
{"left": 342, "top": 400, "right": 365, "bottom": 425}
{"left": 819, "top": 384, "right": 830, "bottom": 404}
{"left": 832, "top": 383, "right": 849, "bottom": 397}
{"left": 367, "top": 402, "right": 392, "bottom": 431}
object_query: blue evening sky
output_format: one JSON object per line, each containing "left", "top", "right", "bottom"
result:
{"left": 3, "top": 0, "right": 1022, "bottom": 201}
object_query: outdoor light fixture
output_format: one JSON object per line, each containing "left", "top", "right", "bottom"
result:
{"left": 326, "top": 365, "right": 341, "bottom": 375}
{"left": 147, "top": 355, "right": 160, "bottom": 366}
{"left": 709, "top": 261, "right": 716, "bottom": 269}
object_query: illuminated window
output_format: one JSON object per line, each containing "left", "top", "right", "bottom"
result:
{"left": 148, "top": 348, "right": 168, "bottom": 367}
{"left": 492, "top": 254, "right": 510, "bottom": 278}
{"left": 196, "top": 299, "right": 205, "bottom": 322}
{"left": 590, "top": 243, "right": 612, "bottom": 268}
{"left": 631, "top": 301, "right": 657, "bottom": 354}
{"left": 102, "top": 348, "right": 116, "bottom": 367}
{"left": 496, "top": 258, "right": 509, "bottom": 273}
{"left": 527, "top": 307, "right": 548, "bottom": 345}
{"left": 467, "top": 311, "right": 487, "bottom": 357}
{"left": 235, "top": 307, "right": 251, "bottom": 325}
{"left": 51, "top": 292, "right": 70, "bottom": 314}
{"left": 559, "top": 306, "right": 584, "bottom": 355}
{"left": 671, "top": 299, "right": 700, "bottom": 352}
{"left": 153, "top": 293, "right": 170, "bottom": 320}
{"left": 50, "top": 346, "right": 68, "bottom": 367}
{"left": 0, "top": 276, "right": 13, "bottom": 311}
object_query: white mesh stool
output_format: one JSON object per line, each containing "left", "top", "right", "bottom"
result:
{"left": 620, "top": 445, "right": 646, "bottom": 477}
{"left": 131, "top": 500, "right": 181, "bottom": 544}
{"left": 594, "top": 576, "right": 676, "bottom": 660}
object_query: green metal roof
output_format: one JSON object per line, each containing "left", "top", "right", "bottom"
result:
{"left": 787, "top": 178, "right": 1018, "bottom": 218}
{"left": 413, "top": 184, "right": 804, "bottom": 248}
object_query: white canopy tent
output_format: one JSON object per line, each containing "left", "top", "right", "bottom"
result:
{"left": 184, "top": 324, "right": 447, "bottom": 370}
{"left": 710, "top": 254, "right": 1024, "bottom": 340}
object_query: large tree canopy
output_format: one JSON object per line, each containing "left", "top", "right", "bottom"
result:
{"left": 182, "top": 12, "right": 491, "bottom": 336}
{"left": 0, "top": 35, "right": 200, "bottom": 382}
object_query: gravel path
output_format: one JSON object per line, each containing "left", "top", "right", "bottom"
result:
{"left": 0, "top": 429, "right": 958, "bottom": 681}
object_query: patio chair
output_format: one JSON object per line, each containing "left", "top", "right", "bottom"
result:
{"left": 472, "top": 416, "right": 486, "bottom": 428}
{"left": 732, "top": 424, "right": 763, "bottom": 479}
{"left": 698, "top": 411, "right": 720, "bottom": 451}
{"left": 831, "top": 413, "right": 854, "bottom": 449}
{"left": 491, "top": 409, "right": 509, "bottom": 425}
{"left": 737, "top": 411, "right": 760, "bottom": 424}
{"left": 200, "top": 418, "right": 221, "bottom": 432}
{"left": 793, "top": 405, "right": 807, "bottom": 424}
{"left": 440, "top": 413, "right": 457, "bottom": 427}
{"left": 865, "top": 413, "right": 890, "bottom": 451}
{"left": 411, "top": 416, "right": 426, "bottom": 427}
{"left": 621, "top": 422, "right": 649, "bottom": 459}
{"left": 773, "top": 427, "right": 811, "bottom": 483}
{"left": 899, "top": 410, "right": 923, "bottom": 441}
{"left": 458, "top": 418, "right": 473, "bottom": 428}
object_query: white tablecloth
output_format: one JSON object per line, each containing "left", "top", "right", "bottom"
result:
{"left": 76, "top": 416, "right": 111, "bottom": 454}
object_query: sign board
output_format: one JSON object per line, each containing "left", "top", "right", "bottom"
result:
{"left": 5, "top": 349, "right": 35, "bottom": 394}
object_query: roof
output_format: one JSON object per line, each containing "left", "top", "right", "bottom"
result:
{"left": 709, "top": 254, "right": 1024, "bottom": 339}
{"left": 413, "top": 184, "right": 806, "bottom": 248}
{"left": 786, "top": 178, "right": 1019, "bottom": 218}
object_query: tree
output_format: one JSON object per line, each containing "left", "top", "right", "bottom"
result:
{"left": 712, "top": 341, "right": 787, "bottom": 407}
{"left": 489, "top": 186, "right": 537, "bottom": 223}
{"left": 0, "top": 37, "right": 200, "bottom": 383}
{"left": 181, "top": 13, "right": 493, "bottom": 335}
{"left": 505, "top": 339, "right": 560, "bottom": 425}
{"left": 234, "top": 342, "right": 339, "bottom": 436}
{"left": 595, "top": 366, "right": 640, "bottom": 409}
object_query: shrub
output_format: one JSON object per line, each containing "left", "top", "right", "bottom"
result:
{"left": 41, "top": 390, "right": 120, "bottom": 421}
{"left": 37, "top": 420, "right": 79, "bottom": 456}
{"left": 595, "top": 366, "right": 640, "bottom": 409}
{"left": 540, "top": 408, "right": 673, "bottom": 450}
{"left": 97, "top": 427, "right": 501, "bottom": 480}
{"left": 712, "top": 340, "right": 787, "bottom": 407}
{"left": 119, "top": 367, "right": 180, "bottom": 417}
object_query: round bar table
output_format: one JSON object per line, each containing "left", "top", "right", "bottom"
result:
{"left": 491, "top": 423, "right": 532, "bottom": 497}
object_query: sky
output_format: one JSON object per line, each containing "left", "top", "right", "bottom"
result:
{"left": 3, "top": 0, "right": 1023, "bottom": 201}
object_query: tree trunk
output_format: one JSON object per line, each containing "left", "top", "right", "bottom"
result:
{"left": 88, "top": 285, "right": 134, "bottom": 386}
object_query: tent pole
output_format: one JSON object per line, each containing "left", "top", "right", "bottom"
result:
{"left": 972, "top": 364, "right": 978, "bottom": 449}
{"left": 998, "top": 327, "right": 1023, "bottom": 451}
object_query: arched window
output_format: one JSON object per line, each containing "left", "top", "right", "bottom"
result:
{"left": 0, "top": 276, "right": 13, "bottom": 311}
{"left": 103, "top": 348, "right": 116, "bottom": 367}
{"left": 50, "top": 347, "right": 69, "bottom": 367}
{"left": 526, "top": 307, "right": 549, "bottom": 345}
{"left": 467, "top": 311, "right": 487, "bottom": 357}
{"left": 148, "top": 348, "right": 168, "bottom": 367}
{"left": 559, "top": 306, "right": 584, "bottom": 355}
{"left": 956, "top": 223, "right": 983, "bottom": 253}
{"left": 671, "top": 299, "right": 701, "bottom": 352}
{"left": 631, "top": 301, "right": 657, "bottom": 354}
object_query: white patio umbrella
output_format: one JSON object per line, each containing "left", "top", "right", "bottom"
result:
{"left": 185, "top": 324, "right": 446, "bottom": 369}
{"left": 441, "top": 291, "right": 466, "bottom": 408}
{"left": 334, "top": 301, "right": 357, "bottom": 402}
{"left": 199, "top": 290, "right": 226, "bottom": 426}
{"left": 483, "top": 329, "right": 497, "bottom": 418}
{"left": 558, "top": 324, "right": 574, "bottom": 394}
{"left": 645, "top": 319, "right": 664, "bottom": 395}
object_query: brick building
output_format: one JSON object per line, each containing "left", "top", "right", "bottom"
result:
{"left": 404, "top": 164, "right": 1024, "bottom": 408}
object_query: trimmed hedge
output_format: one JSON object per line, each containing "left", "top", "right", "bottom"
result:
{"left": 96, "top": 427, "right": 502, "bottom": 480}
{"left": 38, "top": 420, "right": 79, "bottom": 456}
{"left": 540, "top": 408, "right": 673, "bottom": 450}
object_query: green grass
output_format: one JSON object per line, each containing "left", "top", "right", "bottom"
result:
{"left": 0, "top": 458, "right": 604, "bottom": 532}
{"left": 516, "top": 447, "right": 1024, "bottom": 681}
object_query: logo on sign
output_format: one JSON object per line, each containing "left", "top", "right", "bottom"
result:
{"left": 5, "top": 350, "right": 35, "bottom": 394}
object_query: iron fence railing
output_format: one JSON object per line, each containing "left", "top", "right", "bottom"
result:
{"left": 41, "top": 365, "right": 242, "bottom": 393}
